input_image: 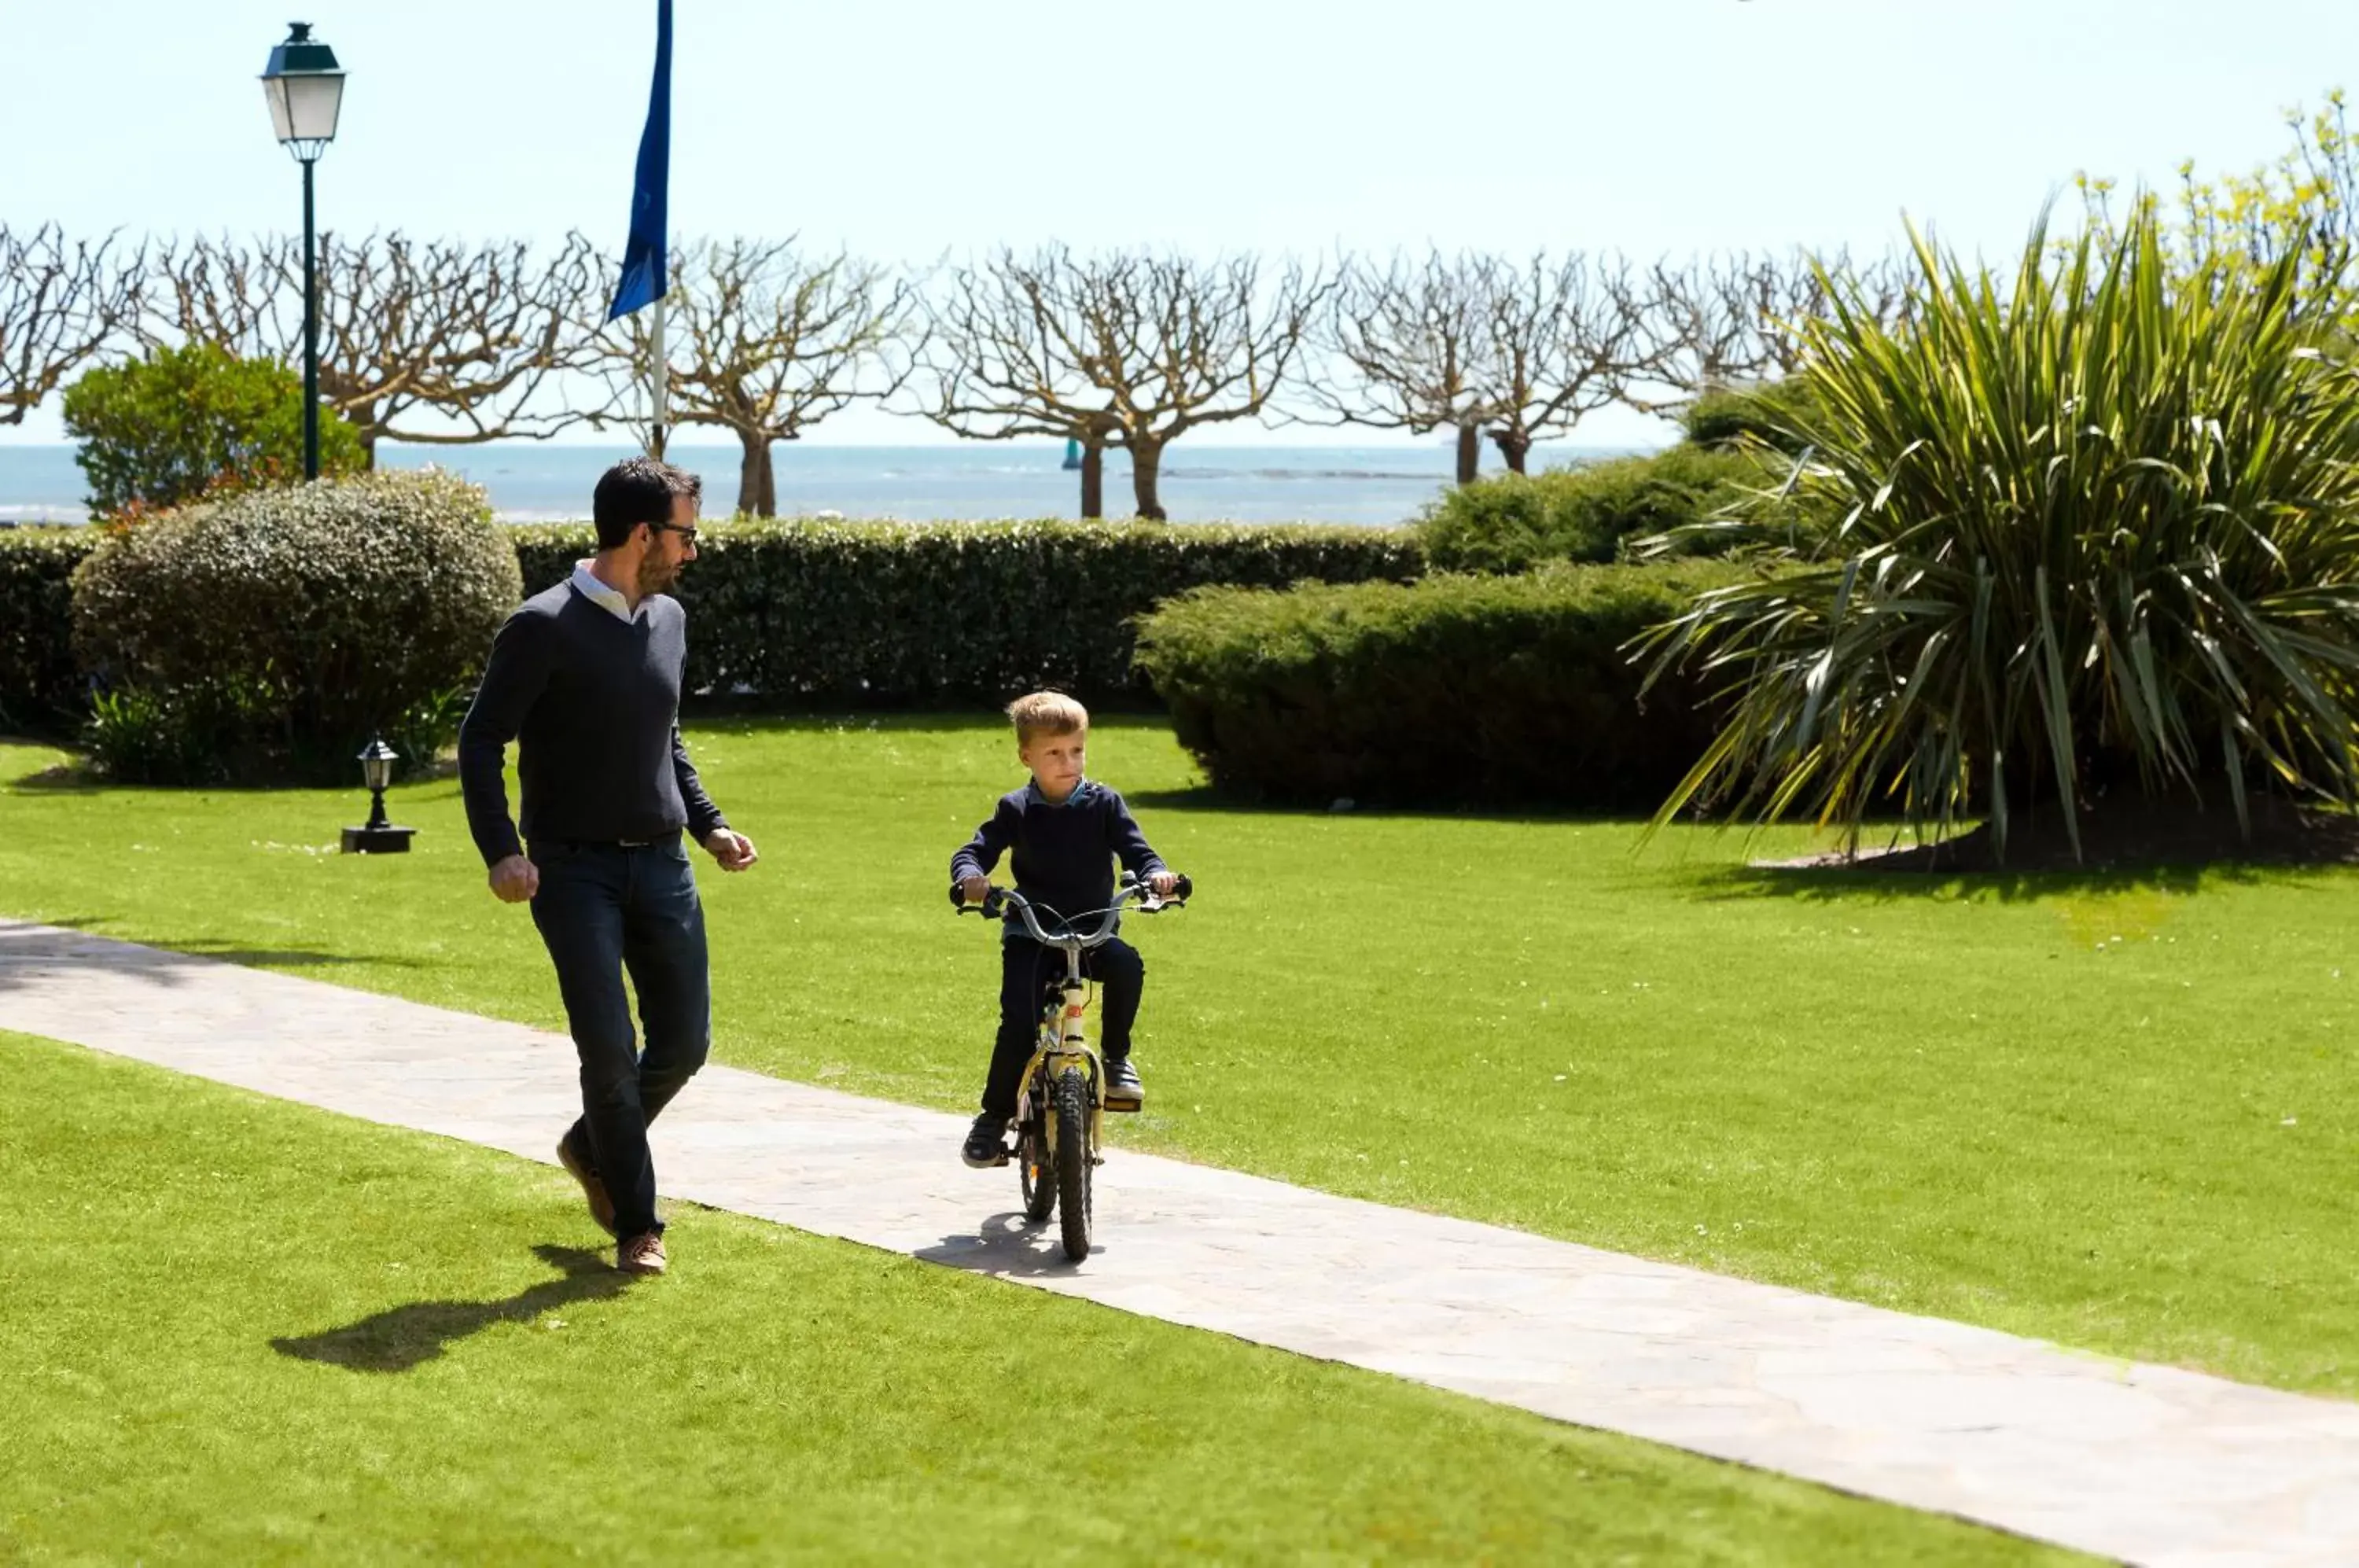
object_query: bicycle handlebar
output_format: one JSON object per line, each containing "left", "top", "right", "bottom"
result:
{"left": 951, "top": 873, "right": 1191, "bottom": 944}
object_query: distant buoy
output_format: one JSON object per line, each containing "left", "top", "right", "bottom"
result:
{"left": 1062, "top": 437, "right": 1084, "bottom": 471}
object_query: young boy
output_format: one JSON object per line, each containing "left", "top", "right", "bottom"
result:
{"left": 950, "top": 691, "right": 1176, "bottom": 1168}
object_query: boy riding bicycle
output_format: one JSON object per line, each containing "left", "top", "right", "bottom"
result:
{"left": 950, "top": 691, "right": 1176, "bottom": 1168}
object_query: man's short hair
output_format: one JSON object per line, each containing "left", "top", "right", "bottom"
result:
{"left": 591, "top": 457, "right": 703, "bottom": 549}
{"left": 1007, "top": 690, "right": 1088, "bottom": 745}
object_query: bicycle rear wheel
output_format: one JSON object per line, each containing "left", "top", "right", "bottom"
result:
{"left": 1018, "top": 1111, "right": 1054, "bottom": 1224}
{"left": 1054, "top": 1068, "right": 1092, "bottom": 1261}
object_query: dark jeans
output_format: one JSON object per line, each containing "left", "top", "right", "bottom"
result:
{"left": 981, "top": 935, "right": 1143, "bottom": 1121}
{"left": 528, "top": 835, "right": 710, "bottom": 1238}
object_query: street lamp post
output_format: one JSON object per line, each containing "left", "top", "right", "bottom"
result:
{"left": 259, "top": 22, "right": 346, "bottom": 482}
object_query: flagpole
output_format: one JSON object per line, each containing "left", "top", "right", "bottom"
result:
{"left": 650, "top": 293, "right": 668, "bottom": 460}
{"left": 607, "top": 0, "right": 672, "bottom": 460}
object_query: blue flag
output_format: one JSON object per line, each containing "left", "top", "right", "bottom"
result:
{"left": 605, "top": 0, "right": 672, "bottom": 320}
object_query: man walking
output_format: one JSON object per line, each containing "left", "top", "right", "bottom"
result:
{"left": 458, "top": 457, "right": 757, "bottom": 1276}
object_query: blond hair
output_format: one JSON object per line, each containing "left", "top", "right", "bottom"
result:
{"left": 1006, "top": 690, "right": 1088, "bottom": 745}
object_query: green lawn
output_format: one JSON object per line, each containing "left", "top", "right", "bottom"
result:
{"left": 4, "top": 718, "right": 2357, "bottom": 1402}
{"left": 0, "top": 1029, "right": 2072, "bottom": 1565}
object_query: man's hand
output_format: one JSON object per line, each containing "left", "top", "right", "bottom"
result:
{"left": 705, "top": 828, "right": 759, "bottom": 872}
{"left": 958, "top": 874, "right": 990, "bottom": 906}
{"left": 489, "top": 854, "right": 539, "bottom": 904}
{"left": 1148, "top": 869, "right": 1178, "bottom": 896}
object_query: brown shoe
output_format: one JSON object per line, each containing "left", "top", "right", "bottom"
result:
{"left": 616, "top": 1231, "right": 668, "bottom": 1276}
{"left": 557, "top": 1135, "right": 617, "bottom": 1237}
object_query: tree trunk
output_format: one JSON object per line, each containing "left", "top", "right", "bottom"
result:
{"left": 1489, "top": 426, "right": 1531, "bottom": 475}
{"left": 1455, "top": 422, "right": 1481, "bottom": 486}
{"left": 352, "top": 403, "right": 381, "bottom": 471}
{"left": 1130, "top": 440, "right": 1167, "bottom": 521}
{"left": 757, "top": 440, "right": 777, "bottom": 518}
{"left": 735, "top": 431, "right": 773, "bottom": 517}
{"left": 1079, "top": 443, "right": 1104, "bottom": 520}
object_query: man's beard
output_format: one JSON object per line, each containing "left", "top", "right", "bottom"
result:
{"left": 636, "top": 555, "right": 680, "bottom": 597}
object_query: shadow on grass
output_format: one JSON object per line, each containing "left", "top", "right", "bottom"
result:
{"left": 271, "top": 1244, "right": 627, "bottom": 1373}
{"left": 1691, "top": 858, "right": 2318, "bottom": 906}
{"left": 1124, "top": 783, "right": 1640, "bottom": 828}
{"left": 5, "top": 764, "right": 104, "bottom": 794}
{"left": 915, "top": 1211, "right": 1095, "bottom": 1275}
{"left": 174, "top": 940, "right": 418, "bottom": 968}
{"left": 0, "top": 736, "right": 90, "bottom": 790}
{"left": 683, "top": 709, "right": 1028, "bottom": 738}
{"left": 0, "top": 918, "right": 420, "bottom": 994}
{"left": 676, "top": 705, "right": 1172, "bottom": 736}
{"left": 0, "top": 738, "right": 454, "bottom": 797}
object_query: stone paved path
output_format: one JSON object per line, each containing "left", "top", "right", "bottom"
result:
{"left": 5, "top": 918, "right": 2358, "bottom": 1566}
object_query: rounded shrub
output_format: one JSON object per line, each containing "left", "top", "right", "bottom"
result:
{"left": 1132, "top": 561, "right": 1749, "bottom": 808}
{"left": 1415, "top": 447, "right": 1778, "bottom": 573}
{"left": 1681, "top": 377, "right": 1822, "bottom": 455}
{"left": 62, "top": 342, "right": 365, "bottom": 518}
{"left": 71, "top": 469, "right": 519, "bottom": 783}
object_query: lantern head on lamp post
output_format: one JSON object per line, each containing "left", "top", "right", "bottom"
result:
{"left": 260, "top": 22, "right": 344, "bottom": 153}
{"left": 342, "top": 735, "right": 416, "bottom": 854}
{"left": 259, "top": 22, "right": 345, "bottom": 484}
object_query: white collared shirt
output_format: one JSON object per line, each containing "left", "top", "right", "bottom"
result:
{"left": 569, "top": 559, "right": 643, "bottom": 623}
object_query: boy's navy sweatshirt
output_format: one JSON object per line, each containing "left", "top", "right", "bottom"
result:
{"left": 949, "top": 778, "right": 1165, "bottom": 933}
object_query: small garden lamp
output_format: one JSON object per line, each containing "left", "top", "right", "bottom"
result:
{"left": 341, "top": 735, "right": 416, "bottom": 854}
{"left": 259, "top": 22, "right": 346, "bottom": 483}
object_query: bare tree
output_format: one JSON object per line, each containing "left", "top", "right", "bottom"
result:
{"left": 916, "top": 247, "right": 1327, "bottom": 520}
{"left": 1313, "top": 249, "right": 1493, "bottom": 486}
{"left": 0, "top": 224, "right": 142, "bottom": 426}
{"left": 1625, "top": 248, "right": 1911, "bottom": 412}
{"left": 151, "top": 230, "right": 602, "bottom": 464}
{"left": 1622, "top": 254, "right": 1776, "bottom": 411}
{"left": 1474, "top": 251, "right": 1654, "bottom": 473}
{"left": 1734, "top": 252, "right": 1843, "bottom": 381}
{"left": 587, "top": 240, "right": 915, "bottom": 516}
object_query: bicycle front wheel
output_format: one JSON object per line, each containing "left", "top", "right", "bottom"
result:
{"left": 1054, "top": 1068, "right": 1092, "bottom": 1261}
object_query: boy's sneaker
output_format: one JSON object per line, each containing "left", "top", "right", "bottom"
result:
{"left": 1104, "top": 1055, "right": 1144, "bottom": 1112}
{"left": 962, "top": 1113, "right": 1010, "bottom": 1168}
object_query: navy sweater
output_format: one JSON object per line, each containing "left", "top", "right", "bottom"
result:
{"left": 458, "top": 582, "right": 728, "bottom": 867}
{"left": 949, "top": 779, "right": 1166, "bottom": 932}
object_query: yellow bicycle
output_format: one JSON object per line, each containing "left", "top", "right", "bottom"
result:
{"left": 955, "top": 873, "right": 1191, "bottom": 1261}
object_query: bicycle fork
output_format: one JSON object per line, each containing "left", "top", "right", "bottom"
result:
{"left": 1020, "top": 966, "right": 1103, "bottom": 1167}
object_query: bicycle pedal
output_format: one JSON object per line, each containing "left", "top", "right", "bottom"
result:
{"left": 1102, "top": 1094, "right": 1143, "bottom": 1113}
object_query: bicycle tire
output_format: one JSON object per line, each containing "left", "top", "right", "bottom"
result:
{"left": 1018, "top": 1112, "right": 1054, "bottom": 1224}
{"left": 1054, "top": 1068, "right": 1092, "bottom": 1261}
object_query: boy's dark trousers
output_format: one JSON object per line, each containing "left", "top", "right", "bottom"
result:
{"left": 981, "top": 935, "right": 1143, "bottom": 1121}
{"left": 528, "top": 836, "right": 711, "bottom": 1238}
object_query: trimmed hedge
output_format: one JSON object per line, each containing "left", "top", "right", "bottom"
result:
{"left": 512, "top": 519, "right": 1422, "bottom": 705}
{"left": 72, "top": 471, "right": 520, "bottom": 782}
{"left": 1415, "top": 447, "right": 1780, "bottom": 573}
{"left": 2, "top": 519, "right": 1422, "bottom": 737}
{"left": 1132, "top": 562, "right": 1753, "bottom": 808}
{"left": 0, "top": 528, "right": 99, "bottom": 734}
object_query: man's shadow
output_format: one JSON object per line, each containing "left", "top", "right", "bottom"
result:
{"left": 271, "top": 1244, "right": 627, "bottom": 1374}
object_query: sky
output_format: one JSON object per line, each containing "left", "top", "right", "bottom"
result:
{"left": 4, "top": 0, "right": 2356, "bottom": 447}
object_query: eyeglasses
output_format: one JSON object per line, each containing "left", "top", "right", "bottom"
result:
{"left": 647, "top": 521, "right": 700, "bottom": 546}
